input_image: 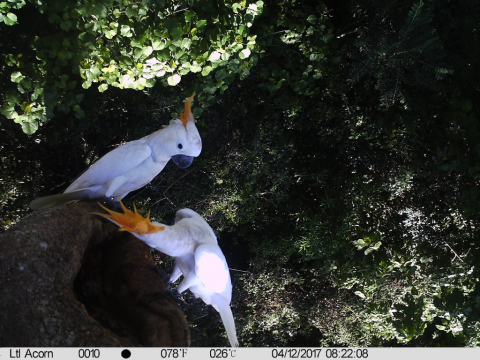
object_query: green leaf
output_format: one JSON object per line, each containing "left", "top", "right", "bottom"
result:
{"left": 354, "top": 291, "right": 365, "bottom": 299}
{"left": 239, "top": 48, "right": 251, "bottom": 59}
{"left": 323, "top": 33, "right": 334, "bottom": 43}
{"left": 20, "top": 102, "right": 32, "bottom": 112}
{"left": 6, "top": 90, "right": 22, "bottom": 104}
{"left": 21, "top": 120, "right": 39, "bottom": 134}
{"left": 11, "top": 71, "right": 25, "bottom": 83}
{"left": 201, "top": 66, "right": 212, "bottom": 76}
{"left": 209, "top": 51, "right": 221, "bottom": 62}
{"left": 240, "top": 69, "right": 250, "bottom": 80}
{"left": 181, "top": 38, "right": 192, "bottom": 49}
{"left": 307, "top": 15, "right": 317, "bottom": 24}
{"left": 164, "top": 18, "right": 182, "bottom": 38}
{"left": 0, "top": 103, "right": 16, "bottom": 119}
{"left": 196, "top": 19, "right": 207, "bottom": 31}
{"left": 185, "top": 10, "right": 195, "bottom": 23}
{"left": 190, "top": 63, "right": 202, "bottom": 73}
{"left": 232, "top": 3, "right": 242, "bottom": 13}
{"left": 309, "top": 53, "right": 324, "bottom": 61}
{"left": 126, "top": 5, "right": 138, "bottom": 18}
{"left": 92, "top": 3, "right": 107, "bottom": 18}
{"left": 60, "top": 20, "right": 72, "bottom": 32}
{"left": 120, "top": 25, "right": 132, "bottom": 37}
{"left": 90, "top": 66, "right": 101, "bottom": 78}
{"left": 32, "top": 87, "right": 44, "bottom": 101}
{"left": 131, "top": 34, "right": 147, "bottom": 48}
{"left": 152, "top": 40, "right": 165, "bottom": 50}
{"left": 104, "top": 29, "right": 116, "bottom": 39}
{"left": 4, "top": 12, "right": 18, "bottom": 26}
{"left": 143, "top": 46, "right": 153, "bottom": 56}
{"left": 167, "top": 74, "right": 181, "bottom": 86}
{"left": 98, "top": 84, "right": 108, "bottom": 92}
{"left": 215, "top": 69, "right": 227, "bottom": 80}
{"left": 75, "top": 108, "right": 85, "bottom": 119}
{"left": 205, "top": 95, "right": 216, "bottom": 106}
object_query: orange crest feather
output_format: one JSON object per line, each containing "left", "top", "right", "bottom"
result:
{"left": 92, "top": 200, "right": 165, "bottom": 235}
{"left": 180, "top": 94, "right": 195, "bottom": 129}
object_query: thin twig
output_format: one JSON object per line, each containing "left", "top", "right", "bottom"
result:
{"left": 445, "top": 242, "right": 464, "bottom": 263}
{"left": 229, "top": 268, "right": 251, "bottom": 273}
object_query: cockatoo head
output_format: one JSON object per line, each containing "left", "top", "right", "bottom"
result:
{"left": 93, "top": 200, "right": 165, "bottom": 235}
{"left": 159, "top": 95, "right": 202, "bottom": 169}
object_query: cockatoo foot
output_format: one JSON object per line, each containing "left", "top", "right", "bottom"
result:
{"left": 145, "top": 263, "right": 187, "bottom": 310}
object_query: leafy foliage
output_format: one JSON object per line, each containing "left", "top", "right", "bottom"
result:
{"left": 0, "top": 0, "right": 25, "bottom": 26}
{"left": 1, "top": 0, "right": 263, "bottom": 133}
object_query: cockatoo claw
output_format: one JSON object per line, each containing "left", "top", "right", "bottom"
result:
{"left": 145, "top": 263, "right": 187, "bottom": 310}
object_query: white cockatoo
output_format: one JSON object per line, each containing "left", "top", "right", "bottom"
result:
{"left": 30, "top": 95, "right": 202, "bottom": 209}
{"left": 93, "top": 200, "right": 239, "bottom": 347}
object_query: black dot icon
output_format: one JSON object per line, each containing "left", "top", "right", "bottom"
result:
{"left": 121, "top": 349, "right": 131, "bottom": 359}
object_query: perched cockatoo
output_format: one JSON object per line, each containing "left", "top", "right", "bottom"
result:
{"left": 93, "top": 200, "right": 239, "bottom": 347}
{"left": 30, "top": 95, "right": 202, "bottom": 209}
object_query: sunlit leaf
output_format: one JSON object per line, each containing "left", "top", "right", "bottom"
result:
{"left": 167, "top": 74, "right": 181, "bottom": 86}
{"left": 0, "top": 103, "right": 16, "bottom": 119}
{"left": 98, "top": 84, "right": 108, "bottom": 92}
{"left": 21, "top": 120, "right": 39, "bottom": 134}
{"left": 354, "top": 291, "right": 366, "bottom": 299}
{"left": 4, "top": 12, "right": 18, "bottom": 26}
{"left": 239, "top": 48, "right": 251, "bottom": 59}
{"left": 201, "top": 66, "right": 213, "bottom": 76}
{"left": 209, "top": 51, "right": 221, "bottom": 61}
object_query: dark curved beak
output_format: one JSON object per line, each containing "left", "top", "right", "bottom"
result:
{"left": 171, "top": 154, "right": 194, "bottom": 169}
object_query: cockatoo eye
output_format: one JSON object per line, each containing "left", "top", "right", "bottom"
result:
{"left": 177, "top": 143, "right": 183, "bottom": 150}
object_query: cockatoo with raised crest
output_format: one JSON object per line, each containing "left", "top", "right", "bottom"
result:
{"left": 30, "top": 95, "right": 201, "bottom": 209}
{"left": 93, "top": 200, "right": 239, "bottom": 347}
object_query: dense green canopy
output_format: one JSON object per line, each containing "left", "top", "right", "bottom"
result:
{"left": 1, "top": 0, "right": 479, "bottom": 346}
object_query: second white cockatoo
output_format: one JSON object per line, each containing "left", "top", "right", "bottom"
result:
{"left": 30, "top": 95, "right": 202, "bottom": 209}
{"left": 93, "top": 200, "right": 239, "bottom": 348}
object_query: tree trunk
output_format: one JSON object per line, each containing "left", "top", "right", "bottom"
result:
{"left": 0, "top": 202, "right": 190, "bottom": 347}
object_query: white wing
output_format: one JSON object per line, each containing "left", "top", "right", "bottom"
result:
{"left": 65, "top": 140, "right": 152, "bottom": 192}
{"left": 194, "top": 243, "right": 230, "bottom": 296}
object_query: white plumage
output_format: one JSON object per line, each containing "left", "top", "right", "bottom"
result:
{"left": 30, "top": 95, "right": 201, "bottom": 209}
{"left": 93, "top": 202, "right": 239, "bottom": 347}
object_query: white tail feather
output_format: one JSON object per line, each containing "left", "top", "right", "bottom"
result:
{"left": 213, "top": 293, "right": 239, "bottom": 347}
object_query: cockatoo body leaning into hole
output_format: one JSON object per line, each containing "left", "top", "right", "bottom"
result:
{"left": 30, "top": 95, "right": 202, "bottom": 209}
{"left": 93, "top": 201, "right": 239, "bottom": 347}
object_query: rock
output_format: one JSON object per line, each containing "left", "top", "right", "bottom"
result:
{"left": 0, "top": 202, "right": 190, "bottom": 347}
